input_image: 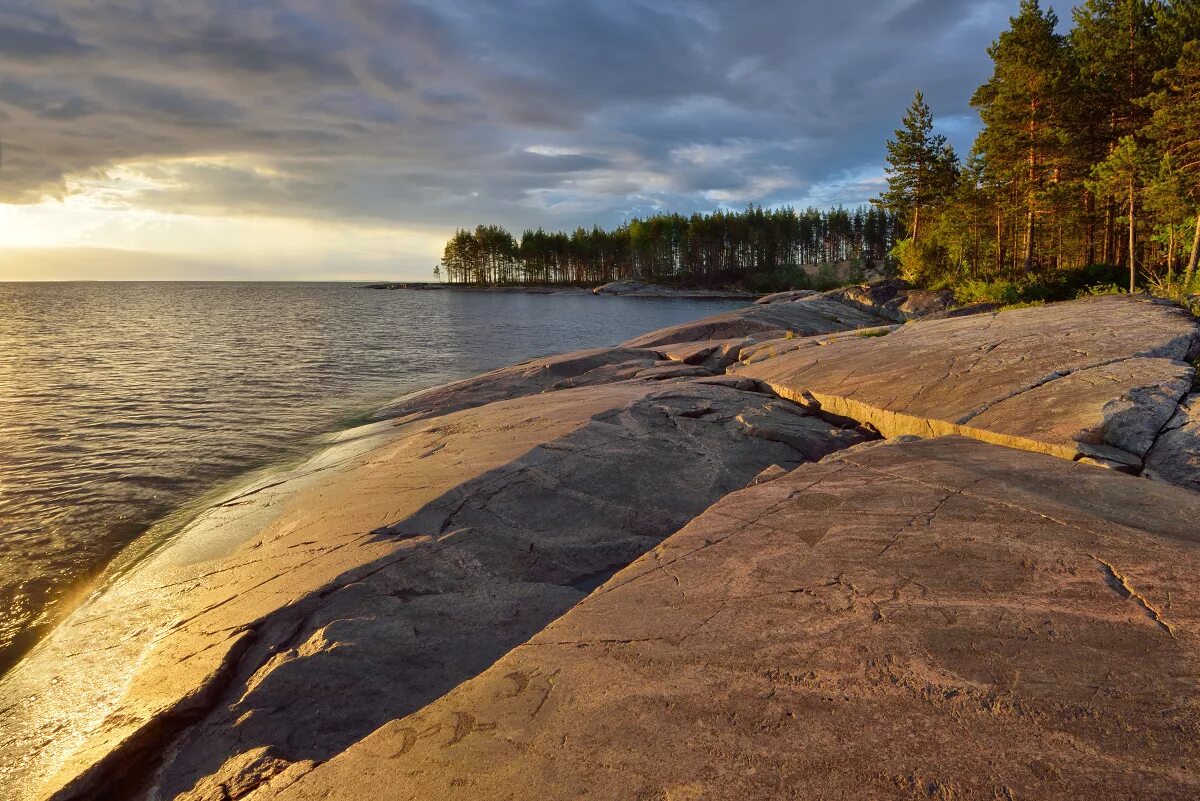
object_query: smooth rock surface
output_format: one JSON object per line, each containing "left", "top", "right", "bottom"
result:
{"left": 754, "top": 289, "right": 819, "bottom": 304}
{"left": 622, "top": 295, "right": 890, "bottom": 348}
{"left": 372, "top": 346, "right": 664, "bottom": 422}
{"left": 273, "top": 436, "right": 1200, "bottom": 801}
{"left": 735, "top": 295, "right": 1199, "bottom": 466}
{"left": 1145, "top": 392, "right": 1200, "bottom": 491}
{"left": 738, "top": 325, "right": 900, "bottom": 366}
{"left": 2, "top": 381, "right": 867, "bottom": 801}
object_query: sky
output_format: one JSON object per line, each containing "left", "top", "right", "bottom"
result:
{"left": 0, "top": 0, "right": 1018, "bottom": 281}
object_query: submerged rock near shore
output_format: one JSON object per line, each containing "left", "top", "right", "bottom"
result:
{"left": 3, "top": 283, "right": 1200, "bottom": 801}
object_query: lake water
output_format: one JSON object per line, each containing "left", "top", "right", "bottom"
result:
{"left": 0, "top": 282, "right": 744, "bottom": 672}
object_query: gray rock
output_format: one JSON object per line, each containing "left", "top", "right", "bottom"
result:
{"left": 622, "top": 295, "right": 890, "bottom": 348}
{"left": 820, "top": 277, "right": 956, "bottom": 322}
{"left": 754, "top": 289, "right": 819, "bottom": 304}
{"left": 1145, "top": 392, "right": 1200, "bottom": 491}
{"left": 631, "top": 362, "right": 716, "bottom": 380}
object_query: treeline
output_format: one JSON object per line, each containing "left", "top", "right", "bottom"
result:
{"left": 881, "top": 0, "right": 1200, "bottom": 296}
{"left": 438, "top": 206, "right": 899, "bottom": 286}
{"left": 441, "top": 0, "right": 1199, "bottom": 299}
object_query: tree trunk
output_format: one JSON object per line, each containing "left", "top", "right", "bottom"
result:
{"left": 1185, "top": 211, "right": 1200, "bottom": 289}
{"left": 1023, "top": 207, "right": 1034, "bottom": 274}
{"left": 1102, "top": 203, "right": 1113, "bottom": 264}
{"left": 1128, "top": 177, "right": 1136, "bottom": 294}
{"left": 995, "top": 212, "right": 1004, "bottom": 277}
{"left": 1084, "top": 189, "right": 1095, "bottom": 266}
{"left": 1167, "top": 227, "right": 1176, "bottom": 284}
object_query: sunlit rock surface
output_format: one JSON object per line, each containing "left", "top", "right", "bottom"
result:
{"left": 734, "top": 295, "right": 1199, "bottom": 469}
{"left": 621, "top": 294, "right": 888, "bottom": 348}
{"left": 1, "top": 380, "right": 866, "bottom": 801}
{"left": 372, "top": 346, "right": 666, "bottom": 422}
{"left": 272, "top": 436, "right": 1200, "bottom": 801}
{"left": 3, "top": 285, "right": 1200, "bottom": 801}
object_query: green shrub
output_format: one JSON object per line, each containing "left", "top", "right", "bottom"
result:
{"left": 811, "top": 263, "right": 841, "bottom": 291}
{"left": 954, "top": 279, "right": 1022, "bottom": 305}
{"left": 1075, "top": 282, "right": 1125, "bottom": 298}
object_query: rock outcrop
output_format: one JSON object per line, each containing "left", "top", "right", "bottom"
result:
{"left": 1145, "top": 391, "right": 1200, "bottom": 491}
{"left": 734, "top": 295, "right": 1199, "bottom": 469}
{"left": 4, "top": 381, "right": 867, "bottom": 801}
{"left": 622, "top": 278, "right": 957, "bottom": 348}
{"left": 754, "top": 279, "right": 956, "bottom": 321}
{"left": 271, "top": 436, "right": 1200, "bottom": 801}
{"left": 4, "top": 286, "right": 1200, "bottom": 801}
{"left": 622, "top": 294, "right": 889, "bottom": 348}
{"left": 372, "top": 346, "right": 665, "bottom": 422}
{"left": 824, "top": 276, "right": 956, "bottom": 321}
{"left": 754, "top": 288, "right": 819, "bottom": 304}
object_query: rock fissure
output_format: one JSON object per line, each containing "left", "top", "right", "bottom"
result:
{"left": 1090, "top": 556, "right": 1174, "bottom": 637}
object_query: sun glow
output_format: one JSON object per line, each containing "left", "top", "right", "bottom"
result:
{"left": 0, "top": 157, "right": 447, "bottom": 281}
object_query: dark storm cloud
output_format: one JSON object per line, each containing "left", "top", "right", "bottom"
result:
{"left": 0, "top": 0, "right": 1015, "bottom": 224}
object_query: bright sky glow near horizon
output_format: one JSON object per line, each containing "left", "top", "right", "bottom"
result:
{"left": 0, "top": 0, "right": 1017, "bottom": 281}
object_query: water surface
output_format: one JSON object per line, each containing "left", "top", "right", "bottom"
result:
{"left": 0, "top": 281, "right": 744, "bottom": 670}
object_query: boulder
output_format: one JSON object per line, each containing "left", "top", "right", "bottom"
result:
{"left": 5, "top": 381, "right": 869, "bottom": 801}
{"left": 272, "top": 436, "right": 1200, "bottom": 801}
{"left": 819, "top": 277, "right": 957, "bottom": 322}
{"left": 622, "top": 295, "right": 890, "bottom": 349}
{"left": 734, "top": 295, "right": 1199, "bottom": 469}
{"left": 1145, "top": 392, "right": 1200, "bottom": 491}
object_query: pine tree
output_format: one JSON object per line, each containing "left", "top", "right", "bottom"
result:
{"left": 1143, "top": 39, "right": 1200, "bottom": 285}
{"left": 971, "top": 0, "right": 1070, "bottom": 273}
{"left": 876, "top": 90, "right": 958, "bottom": 245}
{"left": 1088, "top": 136, "right": 1153, "bottom": 290}
{"left": 1071, "top": 0, "right": 1169, "bottom": 264}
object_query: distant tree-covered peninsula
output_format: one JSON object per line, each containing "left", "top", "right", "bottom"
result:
{"left": 438, "top": 206, "right": 897, "bottom": 289}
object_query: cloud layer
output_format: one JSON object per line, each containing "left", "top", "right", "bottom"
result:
{"left": 0, "top": 0, "right": 1013, "bottom": 244}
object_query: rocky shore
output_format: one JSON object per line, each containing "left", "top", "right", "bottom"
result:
{"left": 360, "top": 280, "right": 758, "bottom": 300}
{"left": 3, "top": 281, "right": 1200, "bottom": 800}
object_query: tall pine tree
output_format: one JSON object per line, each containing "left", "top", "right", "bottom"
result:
{"left": 971, "top": 0, "right": 1070, "bottom": 273}
{"left": 876, "top": 90, "right": 958, "bottom": 245}
{"left": 1143, "top": 39, "right": 1200, "bottom": 284}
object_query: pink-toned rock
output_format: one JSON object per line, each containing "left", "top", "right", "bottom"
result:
{"left": 735, "top": 295, "right": 1198, "bottom": 469}
{"left": 623, "top": 295, "right": 889, "bottom": 349}
{"left": 271, "top": 436, "right": 1200, "bottom": 801}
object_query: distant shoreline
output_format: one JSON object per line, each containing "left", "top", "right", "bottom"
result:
{"left": 360, "top": 280, "right": 760, "bottom": 301}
